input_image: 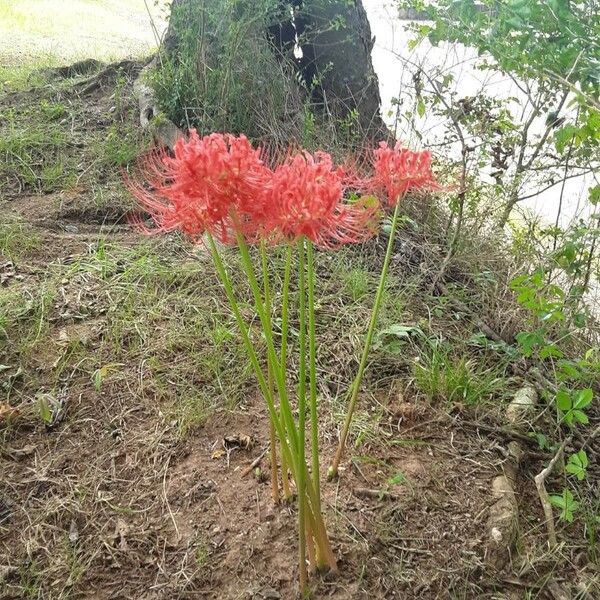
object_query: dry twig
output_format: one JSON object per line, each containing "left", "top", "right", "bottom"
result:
{"left": 534, "top": 436, "right": 571, "bottom": 548}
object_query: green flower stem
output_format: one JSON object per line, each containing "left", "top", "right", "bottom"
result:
{"left": 280, "top": 245, "right": 293, "bottom": 501}
{"left": 210, "top": 232, "right": 336, "bottom": 574}
{"left": 260, "top": 241, "right": 280, "bottom": 504}
{"left": 280, "top": 245, "right": 293, "bottom": 373}
{"left": 206, "top": 233, "right": 297, "bottom": 474}
{"left": 235, "top": 231, "right": 300, "bottom": 457}
{"left": 296, "top": 240, "right": 308, "bottom": 594}
{"left": 329, "top": 199, "right": 403, "bottom": 479}
{"left": 306, "top": 240, "right": 321, "bottom": 509}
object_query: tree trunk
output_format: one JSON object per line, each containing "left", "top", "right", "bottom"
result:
{"left": 297, "top": 1, "right": 386, "bottom": 138}
{"left": 161, "top": 0, "right": 387, "bottom": 142}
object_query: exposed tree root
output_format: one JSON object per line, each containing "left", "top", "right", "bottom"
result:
{"left": 132, "top": 57, "right": 184, "bottom": 150}
{"left": 74, "top": 59, "right": 144, "bottom": 95}
{"left": 484, "top": 385, "right": 537, "bottom": 569}
{"left": 44, "top": 58, "right": 103, "bottom": 79}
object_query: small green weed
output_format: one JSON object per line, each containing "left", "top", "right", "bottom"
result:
{"left": 413, "top": 340, "right": 506, "bottom": 405}
{"left": 172, "top": 392, "right": 212, "bottom": 438}
{"left": 341, "top": 267, "right": 371, "bottom": 302}
{"left": 0, "top": 284, "right": 55, "bottom": 350}
{"left": 0, "top": 64, "right": 49, "bottom": 93}
{"left": 0, "top": 216, "right": 40, "bottom": 259}
{"left": 0, "top": 122, "right": 75, "bottom": 192}
{"left": 99, "top": 124, "right": 142, "bottom": 167}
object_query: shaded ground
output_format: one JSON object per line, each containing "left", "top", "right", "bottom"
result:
{"left": 0, "top": 63, "right": 598, "bottom": 599}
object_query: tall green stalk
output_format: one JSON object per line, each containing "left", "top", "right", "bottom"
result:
{"left": 296, "top": 240, "right": 308, "bottom": 592}
{"left": 279, "top": 245, "right": 293, "bottom": 501}
{"left": 306, "top": 241, "right": 321, "bottom": 508}
{"left": 329, "top": 199, "right": 402, "bottom": 479}
{"left": 235, "top": 232, "right": 300, "bottom": 457}
{"left": 210, "top": 232, "right": 337, "bottom": 575}
{"left": 206, "top": 234, "right": 294, "bottom": 469}
{"left": 260, "top": 241, "right": 279, "bottom": 504}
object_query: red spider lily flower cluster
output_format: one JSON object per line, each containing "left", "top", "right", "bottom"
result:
{"left": 129, "top": 131, "right": 438, "bottom": 246}
{"left": 265, "top": 151, "right": 379, "bottom": 248}
{"left": 128, "top": 131, "right": 271, "bottom": 243}
{"left": 371, "top": 141, "right": 439, "bottom": 206}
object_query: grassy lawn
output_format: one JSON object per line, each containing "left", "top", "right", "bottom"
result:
{"left": 0, "top": 0, "right": 168, "bottom": 66}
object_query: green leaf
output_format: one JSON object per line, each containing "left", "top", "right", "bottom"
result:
{"left": 557, "top": 361, "right": 581, "bottom": 381}
{"left": 572, "top": 410, "right": 589, "bottom": 425}
{"left": 550, "top": 488, "right": 579, "bottom": 522}
{"left": 574, "top": 388, "right": 593, "bottom": 409}
{"left": 531, "top": 431, "right": 548, "bottom": 450}
{"left": 539, "top": 344, "right": 564, "bottom": 359}
{"left": 417, "top": 98, "right": 426, "bottom": 118}
{"left": 516, "top": 330, "right": 545, "bottom": 357}
{"left": 566, "top": 450, "right": 588, "bottom": 481}
{"left": 555, "top": 124, "right": 579, "bottom": 152}
{"left": 379, "top": 324, "right": 422, "bottom": 339}
{"left": 589, "top": 184, "right": 600, "bottom": 205}
{"left": 387, "top": 472, "right": 407, "bottom": 486}
{"left": 556, "top": 390, "right": 572, "bottom": 412}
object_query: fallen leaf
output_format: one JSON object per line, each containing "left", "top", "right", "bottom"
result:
{"left": 0, "top": 403, "right": 20, "bottom": 423}
{"left": 223, "top": 433, "right": 252, "bottom": 450}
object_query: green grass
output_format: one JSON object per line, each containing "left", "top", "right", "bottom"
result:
{"left": 0, "top": 115, "right": 76, "bottom": 192}
{"left": 0, "top": 64, "right": 52, "bottom": 93}
{"left": 0, "top": 216, "right": 40, "bottom": 259}
{"left": 0, "top": 0, "right": 166, "bottom": 66}
{"left": 171, "top": 392, "right": 212, "bottom": 438}
{"left": 0, "top": 285, "right": 55, "bottom": 347}
{"left": 63, "top": 240, "right": 254, "bottom": 419}
{"left": 99, "top": 124, "right": 144, "bottom": 168}
{"left": 413, "top": 340, "right": 508, "bottom": 406}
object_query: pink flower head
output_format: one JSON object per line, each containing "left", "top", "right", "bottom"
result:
{"left": 372, "top": 141, "right": 439, "bottom": 206}
{"left": 266, "top": 151, "right": 379, "bottom": 249}
{"left": 128, "top": 131, "right": 271, "bottom": 243}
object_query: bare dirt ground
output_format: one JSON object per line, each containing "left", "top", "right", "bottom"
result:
{"left": 0, "top": 48, "right": 598, "bottom": 600}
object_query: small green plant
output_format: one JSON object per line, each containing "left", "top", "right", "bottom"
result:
{"left": 36, "top": 393, "right": 53, "bottom": 425}
{"left": 173, "top": 393, "right": 211, "bottom": 438}
{"left": 512, "top": 263, "right": 597, "bottom": 541}
{"left": 341, "top": 267, "right": 371, "bottom": 302}
{"left": 39, "top": 99, "right": 68, "bottom": 120}
{"left": 18, "top": 560, "right": 41, "bottom": 600}
{"left": 565, "top": 450, "right": 588, "bottom": 481}
{"left": 413, "top": 341, "right": 504, "bottom": 405}
{"left": 101, "top": 124, "right": 140, "bottom": 167}
{"left": 194, "top": 540, "right": 210, "bottom": 568}
{"left": 92, "top": 363, "right": 123, "bottom": 391}
{"left": 556, "top": 388, "right": 593, "bottom": 426}
{"left": 550, "top": 488, "right": 580, "bottom": 523}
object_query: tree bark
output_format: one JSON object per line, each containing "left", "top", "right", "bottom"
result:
{"left": 298, "top": 1, "right": 386, "bottom": 138}
{"left": 162, "top": 0, "right": 387, "bottom": 142}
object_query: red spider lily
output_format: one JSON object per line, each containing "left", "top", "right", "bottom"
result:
{"left": 371, "top": 141, "right": 439, "bottom": 206}
{"left": 128, "top": 131, "right": 272, "bottom": 243}
{"left": 266, "top": 151, "right": 379, "bottom": 249}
